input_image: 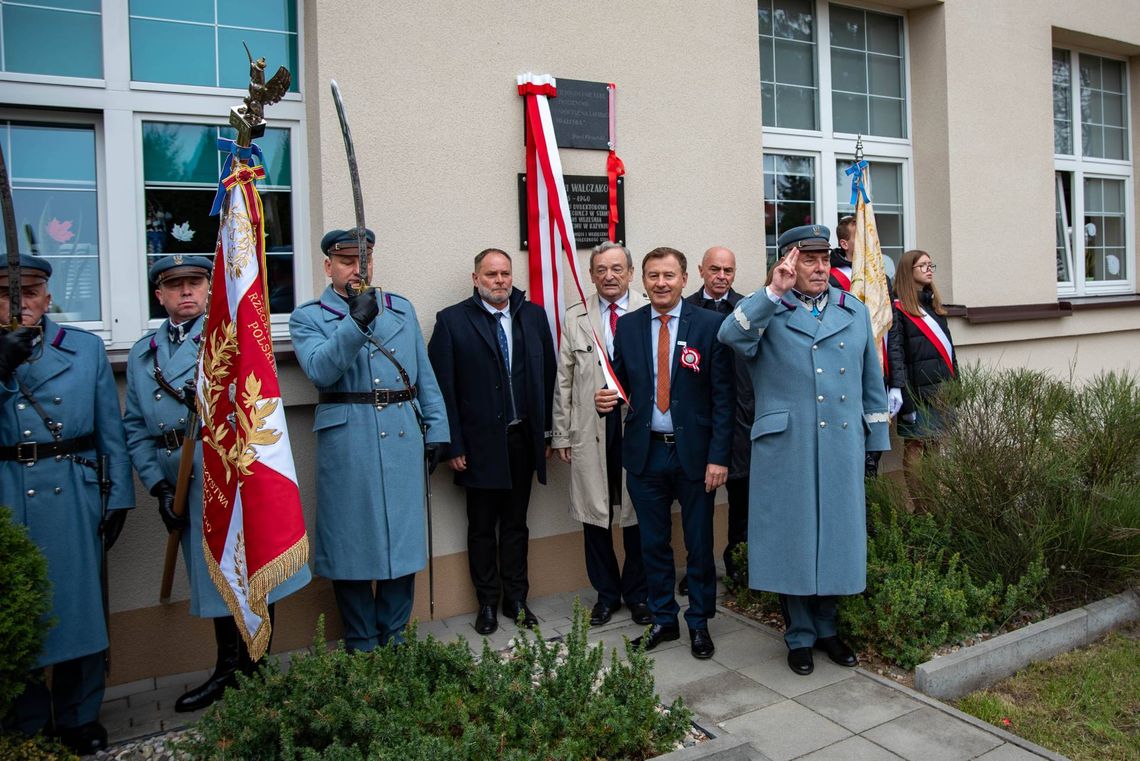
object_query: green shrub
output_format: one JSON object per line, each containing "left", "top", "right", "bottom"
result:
{"left": 0, "top": 732, "right": 77, "bottom": 760}
{"left": 913, "top": 366, "right": 1140, "bottom": 607}
{"left": 837, "top": 480, "right": 1047, "bottom": 669}
{"left": 0, "top": 506, "right": 53, "bottom": 719}
{"left": 180, "top": 605, "right": 692, "bottom": 760}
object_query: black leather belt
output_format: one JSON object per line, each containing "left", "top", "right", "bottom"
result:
{"left": 650, "top": 431, "right": 677, "bottom": 444}
{"left": 154, "top": 429, "right": 188, "bottom": 449}
{"left": 319, "top": 389, "right": 416, "bottom": 405}
{"left": 0, "top": 434, "right": 96, "bottom": 464}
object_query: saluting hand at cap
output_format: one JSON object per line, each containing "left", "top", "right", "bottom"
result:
{"left": 769, "top": 248, "right": 799, "bottom": 297}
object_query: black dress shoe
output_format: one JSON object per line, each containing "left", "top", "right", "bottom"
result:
{"left": 628, "top": 602, "right": 653, "bottom": 626}
{"left": 678, "top": 575, "right": 689, "bottom": 596}
{"left": 815, "top": 636, "right": 858, "bottom": 667}
{"left": 58, "top": 721, "right": 108, "bottom": 755}
{"left": 503, "top": 600, "right": 538, "bottom": 628}
{"left": 787, "top": 647, "right": 814, "bottom": 675}
{"left": 689, "top": 628, "right": 715, "bottom": 659}
{"left": 631, "top": 623, "right": 680, "bottom": 651}
{"left": 590, "top": 601, "right": 619, "bottom": 626}
{"left": 475, "top": 604, "right": 499, "bottom": 635}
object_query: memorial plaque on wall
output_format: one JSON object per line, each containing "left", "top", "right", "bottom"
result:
{"left": 538, "top": 78, "right": 612, "bottom": 150}
{"left": 518, "top": 174, "right": 625, "bottom": 250}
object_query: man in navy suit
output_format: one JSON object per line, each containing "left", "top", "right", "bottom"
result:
{"left": 428, "top": 249, "right": 556, "bottom": 636}
{"left": 596, "top": 247, "right": 734, "bottom": 659}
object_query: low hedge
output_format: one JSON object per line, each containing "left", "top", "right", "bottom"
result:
{"left": 180, "top": 604, "right": 692, "bottom": 760}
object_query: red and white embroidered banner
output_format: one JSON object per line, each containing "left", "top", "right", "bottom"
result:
{"left": 198, "top": 152, "right": 309, "bottom": 660}
{"left": 518, "top": 73, "right": 627, "bottom": 402}
{"left": 894, "top": 299, "right": 955, "bottom": 376}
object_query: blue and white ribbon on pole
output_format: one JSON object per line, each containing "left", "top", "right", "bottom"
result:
{"left": 845, "top": 159, "right": 869, "bottom": 205}
{"left": 209, "top": 138, "right": 265, "bottom": 217}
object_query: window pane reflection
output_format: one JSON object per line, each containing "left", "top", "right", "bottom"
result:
{"left": 0, "top": 121, "right": 100, "bottom": 321}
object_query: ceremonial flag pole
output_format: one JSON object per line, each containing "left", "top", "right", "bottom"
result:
{"left": 845, "top": 137, "right": 893, "bottom": 371}
{"left": 194, "top": 49, "right": 309, "bottom": 660}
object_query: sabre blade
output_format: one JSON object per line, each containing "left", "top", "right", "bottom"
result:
{"left": 329, "top": 79, "right": 371, "bottom": 294}
{"left": 0, "top": 144, "right": 21, "bottom": 328}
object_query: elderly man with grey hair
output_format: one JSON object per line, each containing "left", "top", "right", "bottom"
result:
{"left": 551, "top": 241, "right": 651, "bottom": 627}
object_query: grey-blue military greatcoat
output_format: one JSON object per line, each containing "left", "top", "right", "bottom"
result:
{"left": 0, "top": 318, "right": 133, "bottom": 666}
{"left": 123, "top": 318, "right": 310, "bottom": 617}
{"left": 718, "top": 287, "right": 890, "bottom": 597}
{"left": 289, "top": 286, "right": 449, "bottom": 580}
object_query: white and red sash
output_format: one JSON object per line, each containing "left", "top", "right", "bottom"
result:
{"left": 831, "top": 265, "right": 852, "bottom": 291}
{"left": 894, "top": 299, "right": 954, "bottom": 376}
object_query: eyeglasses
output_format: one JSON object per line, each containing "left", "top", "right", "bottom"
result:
{"left": 913, "top": 263, "right": 937, "bottom": 272}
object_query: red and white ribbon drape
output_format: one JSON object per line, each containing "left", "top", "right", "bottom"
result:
{"left": 517, "top": 73, "right": 627, "bottom": 402}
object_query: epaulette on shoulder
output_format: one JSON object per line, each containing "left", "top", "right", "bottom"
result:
{"left": 296, "top": 297, "right": 321, "bottom": 310}
{"left": 381, "top": 290, "right": 410, "bottom": 313}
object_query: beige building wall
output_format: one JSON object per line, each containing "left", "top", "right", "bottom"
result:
{"left": 909, "top": 0, "right": 1140, "bottom": 379}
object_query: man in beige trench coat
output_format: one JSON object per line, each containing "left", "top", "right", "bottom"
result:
{"left": 552, "top": 241, "right": 651, "bottom": 627}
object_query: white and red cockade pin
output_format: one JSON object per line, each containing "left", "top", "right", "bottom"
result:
{"left": 679, "top": 343, "right": 701, "bottom": 373}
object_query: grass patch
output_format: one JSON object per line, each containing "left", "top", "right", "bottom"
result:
{"left": 957, "top": 623, "right": 1140, "bottom": 761}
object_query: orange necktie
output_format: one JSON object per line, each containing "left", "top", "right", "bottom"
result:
{"left": 656, "top": 314, "right": 670, "bottom": 413}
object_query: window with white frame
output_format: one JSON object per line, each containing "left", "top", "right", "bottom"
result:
{"left": 0, "top": 0, "right": 102, "bottom": 78}
{"left": 141, "top": 121, "right": 295, "bottom": 317}
{"left": 0, "top": 0, "right": 308, "bottom": 349}
{"left": 759, "top": 1, "right": 912, "bottom": 268}
{"left": 129, "top": 0, "right": 298, "bottom": 91}
{"left": 0, "top": 119, "right": 102, "bottom": 322}
{"left": 1053, "top": 48, "right": 1133, "bottom": 296}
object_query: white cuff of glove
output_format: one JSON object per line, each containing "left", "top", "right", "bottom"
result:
{"left": 888, "top": 387, "right": 904, "bottom": 417}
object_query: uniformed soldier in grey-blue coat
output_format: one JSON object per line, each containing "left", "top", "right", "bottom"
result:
{"left": 123, "top": 255, "right": 310, "bottom": 712}
{"left": 0, "top": 254, "right": 133, "bottom": 754}
{"left": 289, "top": 229, "right": 448, "bottom": 651}
{"left": 718, "top": 225, "right": 890, "bottom": 677}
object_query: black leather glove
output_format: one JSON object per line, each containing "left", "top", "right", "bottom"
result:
{"left": 181, "top": 378, "right": 198, "bottom": 415}
{"left": 346, "top": 289, "right": 379, "bottom": 330}
{"left": 151, "top": 480, "right": 187, "bottom": 534}
{"left": 425, "top": 443, "right": 444, "bottom": 475}
{"left": 100, "top": 510, "right": 127, "bottom": 550}
{"left": 0, "top": 327, "right": 37, "bottom": 382}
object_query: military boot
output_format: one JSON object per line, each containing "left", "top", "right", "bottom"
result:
{"left": 174, "top": 616, "right": 241, "bottom": 713}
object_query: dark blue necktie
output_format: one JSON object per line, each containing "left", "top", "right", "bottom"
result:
{"left": 495, "top": 312, "right": 510, "bottom": 372}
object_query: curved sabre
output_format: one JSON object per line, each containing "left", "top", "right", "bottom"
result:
{"left": 329, "top": 79, "right": 381, "bottom": 308}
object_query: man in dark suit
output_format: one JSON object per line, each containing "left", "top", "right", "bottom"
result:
{"left": 428, "top": 248, "right": 556, "bottom": 636}
{"left": 596, "top": 247, "right": 734, "bottom": 659}
{"left": 686, "top": 246, "right": 753, "bottom": 586}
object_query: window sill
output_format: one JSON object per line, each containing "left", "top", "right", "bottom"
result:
{"left": 109, "top": 340, "right": 297, "bottom": 373}
{"left": 944, "top": 294, "right": 1140, "bottom": 324}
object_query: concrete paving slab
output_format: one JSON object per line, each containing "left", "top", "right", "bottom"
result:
{"left": 720, "top": 699, "right": 851, "bottom": 761}
{"left": 709, "top": 626, "right": 787, "bottom": 671}
{"left": 153, "top": 669, "right": 208, "bottom": 691}
{"left": 737, "top": 652, "right": 855, "bottom": 698}
{"left": 650, "top": 644, "right": 731, "bottom": 698}
{"left": 861, "top": 706, "right": 1003, "bottom": 761}
{"left": 976, "top": 744, "right": 1054, "bottom": 761}
{"left": 681, "top": 670, "right": 782, "bottom": 722}
{"left": 795, "top": 675, "right": 923, "bottom": 733}
{"left": 796, "top": 735, "right": 905, "bottom": 760}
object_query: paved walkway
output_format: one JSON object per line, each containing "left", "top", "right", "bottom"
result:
{"left": 100, "top": 588, "right": 1061, "bottom": 760}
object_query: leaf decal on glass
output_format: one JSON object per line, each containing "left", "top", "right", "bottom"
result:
{"left": 47, "top": 218, "right": 75, "bottom": 244}
{"left": 172, "top": 221, "right": 196, "bottom": 242}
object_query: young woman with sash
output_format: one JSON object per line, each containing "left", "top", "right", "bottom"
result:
{"left": 886, "top": 249, "right": 958, "bottom": 507}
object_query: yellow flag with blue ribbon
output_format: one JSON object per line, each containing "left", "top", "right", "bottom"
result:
{"left": 845, "top": 158, "right": 893, "bottom": 371}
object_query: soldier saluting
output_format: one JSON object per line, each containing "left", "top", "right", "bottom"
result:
{"left": 0, "top": 254, "right": 133, "bottom": 754}
{"left": 123, "top": 255, "right": 310, "bottom": 712}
